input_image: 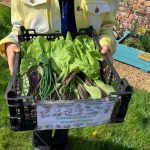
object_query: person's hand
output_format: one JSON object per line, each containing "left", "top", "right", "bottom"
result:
{"left": 101, "top": 45, "right": 113, "bottom": 63}
{"left": 5, "top": 43, "right": 20, "bottom": 75}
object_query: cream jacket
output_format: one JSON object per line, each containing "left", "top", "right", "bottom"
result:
{"left": 0, "top": 0, "right": 119, "bottom": 57}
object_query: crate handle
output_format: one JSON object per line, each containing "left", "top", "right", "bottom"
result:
{"left": 5, "top": 52, "right": 20, "bottom": 98}
{"left": 91, "top": 27, "right": 122, "bottom": 83}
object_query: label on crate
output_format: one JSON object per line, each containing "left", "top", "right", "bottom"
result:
{"left": 36, "top": 99, "right": 116, "bottom": 130}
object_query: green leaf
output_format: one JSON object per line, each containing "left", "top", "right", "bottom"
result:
{"left": 66, "top": 31, "right": 72, "bottom": 41}
{"left": 20, "top": 74, "right": 29, "bottom": 96}
{"left": 20, "top": 54, "right": 38, "bottom": 75}
{"left": 83, "top": 84, "right": 101, "bottom": 99}
{"left": 94, "top": 80, "right": 115, "bottom": 95}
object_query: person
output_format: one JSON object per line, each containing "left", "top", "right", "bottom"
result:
{"left": 0, "top": 0, "right": 120, "bottom": 150}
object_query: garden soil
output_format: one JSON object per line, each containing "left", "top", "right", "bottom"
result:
{"left": 0, "top": 0, "right": 150, "bottom": 93}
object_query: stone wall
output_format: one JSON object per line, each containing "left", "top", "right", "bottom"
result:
{"left": 117, "top": 0, "right": 150, "bottom": 31}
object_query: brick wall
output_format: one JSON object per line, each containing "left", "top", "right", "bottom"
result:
{"left": 117, "top": 0, "right": 150, "bottom": 31}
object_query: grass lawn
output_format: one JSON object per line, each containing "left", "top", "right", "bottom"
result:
{"left": 0, "top": 4, "right": 150, "bottom": 150}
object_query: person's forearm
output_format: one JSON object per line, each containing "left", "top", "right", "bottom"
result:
{"left": 99, "top": 10, "right": 117, "bottom": 54}
{"left": 0, "top": 0, "right": 23, "bottom": 74}
{"left": 0, "top": 0, "right": 22, "bottom": 56}
{"left": 5, "top": 43, "right": 20, "bottom": 75}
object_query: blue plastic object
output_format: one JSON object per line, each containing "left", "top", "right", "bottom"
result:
{"left": 113, "top": 31, "right": 150, "bottom": 72}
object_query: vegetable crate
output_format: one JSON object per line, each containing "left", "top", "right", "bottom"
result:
{"left": 5, "top": 26, "right": 132, "bottom": 131}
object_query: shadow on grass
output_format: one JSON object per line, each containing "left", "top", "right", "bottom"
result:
{"left": 69, "top": 136, "right": 135, "bottom": 150}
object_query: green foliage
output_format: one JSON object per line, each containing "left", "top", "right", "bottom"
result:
{"left": 139, "top": 33, "right": 150, "bottom": 53}
{"left": 20, "top": 34, "right": 106, "bottom": 100}
{"left": 123, "top": 36, "right": 144, "bottom": 50}
{"left": 21, "top": 34, "right": 103, "bottom": 80}
{"left": 0, "top": 4, "right": 11, "bottom": 39}
{"left": 123, "top": 32, "right": 150, "bottom": 53}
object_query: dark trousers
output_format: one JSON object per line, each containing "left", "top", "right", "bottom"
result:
{"left": 32, "top": 129, "right": 69, "bottom": 148}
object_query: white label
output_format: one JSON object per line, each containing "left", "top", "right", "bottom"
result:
{"left": 36, "top": 99, "right": 116, "bottom": 130}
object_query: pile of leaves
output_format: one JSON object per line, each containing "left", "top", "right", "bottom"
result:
{"left": 20, "top": 33, "right": 115, "bottom": 101}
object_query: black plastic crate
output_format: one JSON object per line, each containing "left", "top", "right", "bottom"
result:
{"left": 5, "top": 26, "right": 132, "bottom": 131}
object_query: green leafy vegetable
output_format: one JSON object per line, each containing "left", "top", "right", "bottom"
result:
{"left": 19, "top": 32, "right": 114, "bottom": 101}
{"left": 94, "top": 80, "right": 115, "bottom": 95}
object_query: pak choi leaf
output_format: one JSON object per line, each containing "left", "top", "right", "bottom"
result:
{"left": 94, "top": 80, "right": 115, "bottom": 95}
